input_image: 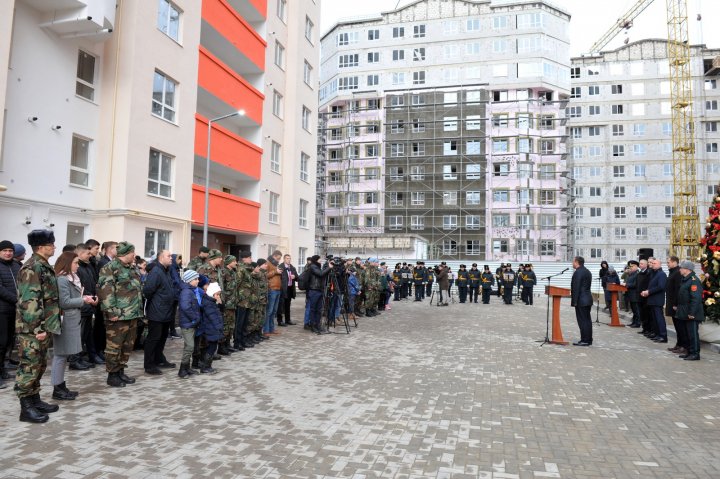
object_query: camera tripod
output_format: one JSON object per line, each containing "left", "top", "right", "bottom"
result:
{"left": 322, "top": 270, "right": 353, "bottom": 334}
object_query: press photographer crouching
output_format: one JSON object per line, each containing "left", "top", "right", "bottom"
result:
{"left": 305, "top": 255, "right": 332, "bottom": 334}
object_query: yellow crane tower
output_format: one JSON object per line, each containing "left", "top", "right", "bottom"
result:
{"left": 587, "top": 0, "right": 701, "bottom": 260}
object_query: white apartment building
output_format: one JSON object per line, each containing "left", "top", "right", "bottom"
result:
{"left": 258, "top": 0, "right": 320, "bottom": 262}
{"left": 567, "top": 39, "right": 720, "bottom": 262}
{"left": 318, "top": 0, "right": 571, "bottom": 261}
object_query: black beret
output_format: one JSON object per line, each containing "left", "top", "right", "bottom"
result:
{"left": 27, "top": 229, "right": 55, "bottom": 247}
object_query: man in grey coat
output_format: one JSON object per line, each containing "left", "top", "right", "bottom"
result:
{"left": 570, "top": 256, "right": 593, "bottom": 346}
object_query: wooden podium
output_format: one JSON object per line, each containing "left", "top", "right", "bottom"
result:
{"left": 545, "top": 285, "right": 571, "bottom": 345}
{"left": 607, "top": 283, "right": 627, "bottom": 327}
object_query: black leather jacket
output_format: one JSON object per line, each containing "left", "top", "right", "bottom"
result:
{"left": 308, "top": 263, "right": 331, "bottom": 291}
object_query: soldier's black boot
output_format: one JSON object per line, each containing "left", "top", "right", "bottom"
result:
{"left": 52, "top": 383, "right": 76, "bottom": 401}
{"left": 178, "top": 362, "right": 189, "bottom": 379}
{"left": 107, "top": 372, "right": 126, "bottom": 388}
{"left": 19, "top": 396, "right": 49, "bottom": 423}
{"left": 118, "top": 368, "right": 136, "bottom": 384}
{"left": 31, "top": 394, "right": 59, "bottom": 413}
{"left": 200, "top": 354, "right": 216, "bottom": 374}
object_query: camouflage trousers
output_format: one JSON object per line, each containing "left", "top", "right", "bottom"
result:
{"left": 14, "top": 333, "right": 51, "bottom": 398}
{"left": 363, "top": 290, "right": 378, "bottom": 311}
{"left": 249, "top": 308, "right": 264, "bottom": 332}
{"left": 104, "top": 319, "right": 138, "bottom": 373}
{"left": 223, "top": 308, "right": 235, "bottom": 344}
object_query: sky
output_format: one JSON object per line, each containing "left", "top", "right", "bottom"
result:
{"left": 320, "top": 0, "right": 720, "bottom": 56}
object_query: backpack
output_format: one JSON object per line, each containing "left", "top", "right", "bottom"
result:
{"left": 297, "top": 268, "right": 311, "bottom": 291}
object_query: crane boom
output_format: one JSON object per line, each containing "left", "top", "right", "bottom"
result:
{"left": 588, "top": 0, "right": 656, "bottom": 53}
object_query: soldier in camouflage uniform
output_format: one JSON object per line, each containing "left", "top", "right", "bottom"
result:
{"left": 197, "top": 249, "right": 224, "bottom": 286}
{"left": 362, "top": 258, "right": 381, "bottom": 317}
{"left": 186, "top": 246, "right": 210, "bottom": 271}
{"left": 234, "top": 251, "right": 254, "bottom": 349}
{"left": 251, "top": 259, "right": 268, "bottom": 342}
{"left": 219, "top": 255, "right": 238, "bottom": 355}
{"left": 14, "top": 230, "right": 61, "bottom": 423}
{"left": 98, "top": 241, "right": 144, "bottom": 388}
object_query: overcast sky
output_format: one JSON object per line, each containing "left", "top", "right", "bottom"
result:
{"left": 320, "top": 0, "right": 720, "bottom": 56}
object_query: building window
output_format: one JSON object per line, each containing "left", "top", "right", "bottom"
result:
{"left": 392, "top": 49, "right": 405, "bottom": 61}
{"left": 493, "top": 214, "right": 510, "bottom": 227}
{"left": 389, "top": 167, "right": 403, "bottom": 181}
{"left": 442, "top": 240, "right": 458, "bottom": 255}
{"left": 635, "top": 206, "right": 647, "bottom": 219}
{"left": 570, "top": 87, "right": 581, "bottom": 98}
{"left": 443, "top": 191, "right": 458, "bottom": 206}
{"left": 276, "top": 0, "right": 287, "bottom": 22}
{"left": 76, "top": 51, "right": 97, "bottom": 101}
{"left": 413, "top": 47, "right": 426, "bottom": 61}
{"left": 305, "top": 16, "right": 314, "bottom": 43}
{"left": 443, "top": 165, "right": 457, "bottom": 179}
{"left": 613, "top": 165, "right": 625, "bottom": 178}
{"left": 367, "top": 75, "right": 379, "bottom": 86}
{"left": 612, "top": 104, "right": 624, "bottom": 115}
{"left": 368, "top": 52, "right": 379, "bottom": 63}
{"left": 567, "top": 106, "right": 582, "bottom": 118}
{"left": 570, "top": 66, "right": 580, "bottom": 78}
{"left": 612, "top": 145, "right": 625, "bottom": 157}
{"left": 391, "top": 72, "right": 405, "bottom": 85}
{"left": 300, "top": 153, "right": 309, "bottom": 182}
{"left": 411, "top": 94, "right": 425, "bottom": 105}
{"left": 272, "top": 90, "right": 283, "bottom": 118}
{"left": 414, "top": 24, "right": 426, "bottom": 38}
{"left": 368, "top": 29, "right": 379, "bottom": 40}
{"left": 614, "top": 186, "right": 626, "bottom": 198}
{"left": 492, "top": 240, "right": 509, "bottom": 254}
{"left": 411, "top": 192, "right": 425, "bottom": 205}
{"left": 411, "top": 142, "right": 425, "bottom": 156}
{"left": 144, "top": 228, "right": 170, "bottom": 258}
{"left": 493, "top": 190, "right": 509, "bottom": 202}
{"left": 299, "top": 199, "right": 308, "bottom": 228}
{"left": 466, "top": 164, "right": 482, "bottom": 179}
{"left": 589, "top": 105, "right": 600, "bottom": 116}
{"left": 443, "top": 215, "right": 458, "bottom": 230}
{"left": 611, "top": 84, "right": 623, "bottom": 94}
{"left": 269, "top": 192, "right": 279, "bottom": 223}
{"left": 303, "top": 61, "right": 313, "bottom": 86}
{"left": 413, "top": 71, "right": 426, "bottom": 85}
{"left": 365, "top": 215, "right": 378, "bottom": 227}
{"left": 152, "top": 71, "right": 177, "bottom": 122}
{"left": 70, "top": 135, "right": 91, "bottom": 187}
{"left": 466, "top": 215, "right": 481, "bottom": 230}
{"left": 410, "top": 166, "right": 424, "bottom": 181}
{"left": 302, "top": 106, "right": 311, "bottom": 131}
{"left": 443, "top": 141, "right": 458, "bottom": 156}
{"left": 540, "top": 240, "right": 555, "bottom": 257}
{"left": 540, "top": 190, "right": 556, "bottom": 205}
{"left": 365, "top": 168, "right": 379, "bottom": 181}
{"left": 392, "top": 26, "right": 405, "bottom": 38}
{"left": 274, "top": 41, "right": 285, "bottom": 69}
{"left": 614, "top": 207, "right": 626, "bottom": 219}
{"left": 270, "top": 141, "right": 281, "bottom": 173}
{"left": 388, "top": 216, "right": 403, "bottom": 230}
{"left": 147, "top": 149, "right": 173, "bottom": 198}
{"left": 390, "top": 143, "right": 404, "bottom": 157}
{"left": 410, "top": 216, "right": 425, "bottom": 230}
{"left": 157, "top": 0, "right": 181, "bottom": 42}
{"left": 588, "top": 85, "right": 599, "bottom": 95}
{"left": 338, "top": 54, "right": 359, "bottom": 68}
{"left": 493, "top": 16, "right": 508, "bottom": 29}
{"left": 707, "top": 100, "right": 718, "bottom": 111}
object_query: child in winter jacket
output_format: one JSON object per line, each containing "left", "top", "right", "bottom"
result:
{"left": 347, "top": 269, "right": 360, "bottom": 319}
{"left": 178, "top": 270, "right": 202, "bottom": 378}
{"left": 198, "top": 282, "right": 224, "bottom": 374}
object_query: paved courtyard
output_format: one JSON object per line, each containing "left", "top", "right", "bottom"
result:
{"left": 1, "top": 293, "right": 720, "bottom": 478}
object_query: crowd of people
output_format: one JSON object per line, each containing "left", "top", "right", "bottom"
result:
{"left": 570, "top": 255, "right": 704, "bottom": 360}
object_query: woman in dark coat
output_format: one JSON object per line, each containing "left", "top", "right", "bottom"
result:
{"left": 599, "top": 261, "right": 610, "bottom": 310}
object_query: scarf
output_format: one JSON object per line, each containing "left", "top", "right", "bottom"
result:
{"left": 65, "top": 272, "right": 83, "bottom": 291}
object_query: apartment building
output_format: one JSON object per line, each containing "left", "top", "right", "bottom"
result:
{"left": 567, "top": 39, "right": 720, "bottom": 262}
{"left": 258, "top": 0, "right": 320, "bottom": 262}
{"left": 318, "top": 0, "right": 571, "bottom": 261}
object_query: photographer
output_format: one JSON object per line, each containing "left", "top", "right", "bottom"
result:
{"left": 306, "top": 255, "right": 332, "bottom": 334}
{"left": 324, "top": 256, "right": 345, "bottom": 326}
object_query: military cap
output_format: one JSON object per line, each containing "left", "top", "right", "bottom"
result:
{"left": 27, "top": 229, "right": 55, "bottom": 247}
{"left": 199, "top": 246, "right": 210, "bottom": 253}
{"left": 239, "top": 250, "right": 252, "bottom": 259}
{"left": 224, "top": 255, "right": 237, "bottom": 265}
{"left": 207, "top": 249, "right": 222, "bottom": 260}
{"left": 679, "top": 260, "right": 694, "bottom": 270}
{"left": 628, "top": 260, "right": 640, "bottom": 266}
{"left": 369, "top": 257, "right": 379, "bottom": 263}
{"left": 472, "top": 263, "right": 477, "bottom": 267}
{"left": 116, "top": 241, "right": 135, "bottom": 256}
{"left": 483, "top": 265, "right": 490, "bottom": 269}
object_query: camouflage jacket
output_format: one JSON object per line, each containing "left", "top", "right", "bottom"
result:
{"left": 252, "top": 269, "right": 268, "bottom": 308}
{"left": 221, "top": 266, "right": 238, "bottom": 309}
{"left": 186, "top": 255, "right": 205, "bottom": 271}
{"left": 15, "top": 253, "right": 61, "bottom": 335}
{"left": 197, "top": 263, "right": 222, "bottom": 289}
{"left": 236, "top": 264, "right": 254, "bottom": 309}
{"left": 98, "top": 258, "right": 144, "bottom": 321}
{"left": 362, "top": 267, "right": 380, "bottom": 291}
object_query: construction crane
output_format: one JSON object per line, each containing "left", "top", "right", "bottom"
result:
{"left": 587, "top": 0, "right": 701, "bottom": 259}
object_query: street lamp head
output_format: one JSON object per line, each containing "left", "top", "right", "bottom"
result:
{"left": 237, "top": 109, "right": 246, "bottom": 116}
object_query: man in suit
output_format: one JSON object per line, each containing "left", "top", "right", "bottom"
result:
{"left": 570, "top": 256, "right": 593, "bottom": 346}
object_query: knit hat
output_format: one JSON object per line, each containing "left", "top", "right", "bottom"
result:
{"left": 311, "top": 255, "right": 321, "bottom": 263}
{"left": 0, "top": 240, "right": 14, "bottom": 252}
{"left": 116, "top": 241, "right": 135, "bottom": 256}
{"left": 206, "top": 282, "right": 222, "bottom": 298}
{"left": 182, "top": 270, "right": 199, "bottom": 283}
{"left": 13, "top": 244, "right": 25, "bottom": 257}
{"left": 239, "top": 250, "right": 251, "bottom": 259}
{"left": 198, "top": 274, "right": 209, "bottom": 289}
{"left": 207, "top": 249, "right": 222, "bottom": 260}
{"left": 27, "top": 229, "right": 55, "bottom": 247}
{"left": 256, "top": 258, "right": 267, "bottom": 267}
{"left": 679, "top": 260, "right": 694, "bottom": 270}
{"left": 224, "top": 255, "right": 237, "bottom": 265}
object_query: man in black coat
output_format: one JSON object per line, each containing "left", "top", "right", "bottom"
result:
{"left": 636, "top": 259, "right": 653, "bottom": 336}
{"left": 665, "top": 256, "right": 686, "bottom": 353}
{"left": 73, "top": 244, "right": 103, "bottom": 369}
{"left": 142, "top": 250, "right": 177, "bottom": 375}
{"left": 0, "top": 240, "right": 21, "bottom": 388}
{"left": 570, "top": 256, "right": 593, "bottom": 346}
{"left": 277, "top": 254, "right": 298, "bottom": 326}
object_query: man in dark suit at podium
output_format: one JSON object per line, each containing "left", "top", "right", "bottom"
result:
{"left": 570, "top": 256, "right": 593, "bottom": 346}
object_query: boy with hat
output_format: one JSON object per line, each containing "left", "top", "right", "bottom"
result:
{"left": 14, "top": 230, "right": 60, "bottom": 423}
{"left": 178, "top": 270, "right": 201, "bottom": 378}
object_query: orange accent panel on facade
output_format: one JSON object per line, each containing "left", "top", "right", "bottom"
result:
{"left": 248, "top": 0, "right": 267, "bottom": 18}
{"left": 201, "top": 0, "right": 266, "bottom": 70}
{"left": 195, "top": 114, "right": 262, "bottom": 180}
{"left": 198, "top": 47, "right": 264, "bottom": 124}
{"left": 192, "top": 184, "right": 260, "bottom": 234}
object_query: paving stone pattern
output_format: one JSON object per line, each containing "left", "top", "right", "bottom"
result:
{"left": 1, "top": 295, "right": 719, "bottom": 478}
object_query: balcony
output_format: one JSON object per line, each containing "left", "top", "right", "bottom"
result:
{"left": 227, "top": 0, "right": 266, "bottom": 22}
{"left": 34, "top": 0, "right": 115, "bottom": 40}
{"left": 192, "top": 184, "right": 260, "bottom": 234}
{"left": 198, "top": 47, "right": 264, "bottom": 125}
{"left": 195, "top": 114, "right": 261, "bottom": 180}
{"left": 201, "top": 0, "right": 266, "bottom": 73}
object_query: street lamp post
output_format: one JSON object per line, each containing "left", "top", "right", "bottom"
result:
{"left": 203, "top": 110, "right": 245, "bottom": 246}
